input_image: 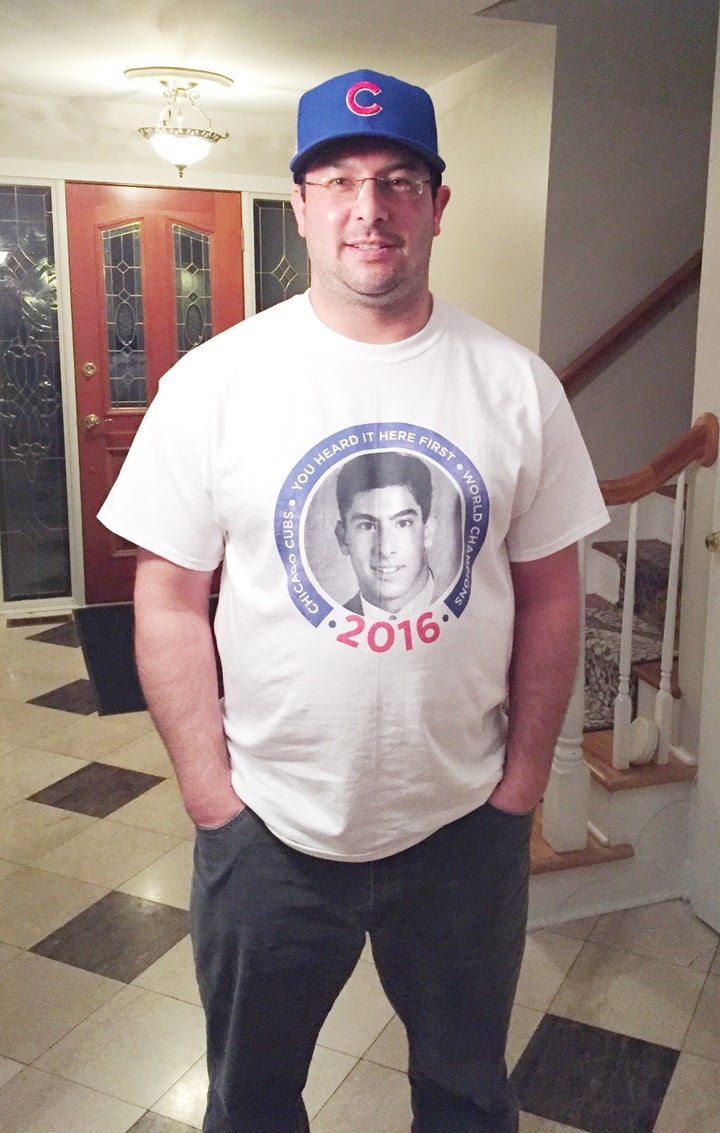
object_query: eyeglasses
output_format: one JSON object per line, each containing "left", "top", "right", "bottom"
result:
{"left": 304, "top": 175, "right": 431, "bottom": 199}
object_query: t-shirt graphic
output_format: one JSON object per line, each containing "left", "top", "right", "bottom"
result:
{"left": 275, "top": 422, "right": 489, "bottom": 653}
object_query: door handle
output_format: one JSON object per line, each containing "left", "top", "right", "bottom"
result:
{"left": 706, "top": 531, "right": 720, "bottom": 552}
{"left": 84, "top": 413, "right": 111, "bottom": 430}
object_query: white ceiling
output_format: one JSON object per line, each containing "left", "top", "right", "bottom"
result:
{"left": 1, "top": 1, "right": 532, "bottom": 122}
{"left": 1, "top": 1, "right": 543, "bottom": 177}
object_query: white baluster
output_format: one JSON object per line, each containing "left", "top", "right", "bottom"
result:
{"left": 543, "top": 541, "right": 590, "bottom": 851}
{"left": 613, "top": 501, "right": 638, "bottom": 769}
{"left": 654, "top": 471, "right": 686, "bottom": 763}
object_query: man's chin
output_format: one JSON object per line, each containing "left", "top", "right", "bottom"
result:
{"left": 340, "top": 264, "right": 409, "bottom": 301}
{"left": 365, "top": 589, "right": 409, "bottom": 615}
{"left": 362, "top": 574, "right": 429, "bottom": 615}
{"left": 363, "top": 594, "right": 398, "bottom": 614}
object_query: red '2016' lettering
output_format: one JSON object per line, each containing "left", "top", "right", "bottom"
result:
{"left": 336, "top": 611, "right": 440, "bottom": 652}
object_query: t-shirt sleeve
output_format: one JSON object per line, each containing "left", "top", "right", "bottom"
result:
{"left": 97, "top": 367, "right": 225, "bottom": 571}
{"left": 506, "top": 389, "right": 609, "bottom": 562}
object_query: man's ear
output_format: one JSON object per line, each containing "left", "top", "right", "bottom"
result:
{"left": 423, "top": 514, "right": 437, "bottom": 551}
{"left": 291, "top": 183, "right": 306, "bottom": 238}
{"left": 335, "top": 520, "right": 350, "bottom": 555}
{"left": 433, "top": 185, "right": 451, "bottom": 237}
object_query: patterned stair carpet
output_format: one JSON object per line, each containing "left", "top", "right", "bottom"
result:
{"left": 584, "top": 541, "right": 672, "bottom": 732}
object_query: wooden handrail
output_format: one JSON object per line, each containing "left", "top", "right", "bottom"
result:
{"left": 559, "top": 251, "right": 703, "bottom": 395}
{"left": 599, "top": 412, "right": 719, "bottom": 506}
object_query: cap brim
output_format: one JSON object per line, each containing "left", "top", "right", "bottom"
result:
{"left": 290, "top": 133, "right": 446, "bottom": 180}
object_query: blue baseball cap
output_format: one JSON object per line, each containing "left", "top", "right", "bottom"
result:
{"left": 290, "top": 68, "right": 446, "bottom": 181}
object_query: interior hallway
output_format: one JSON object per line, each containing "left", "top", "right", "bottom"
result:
{"left": 0, "top": 617, "right": 719, "bottom": 1133}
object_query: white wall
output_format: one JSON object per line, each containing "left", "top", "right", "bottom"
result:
{"left": 430, "top": 27, "right": 556, "bottom": 352}
{"left": 570, "top": 291, "right": 699, "bottom": 479}
{"left": 678, "top": 29, "right": 720, "bottom": 763}
{"left": 685, "top": 25, "right": 720, "bottom": 931}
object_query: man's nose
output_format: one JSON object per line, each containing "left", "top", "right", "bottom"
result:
{"left": 354, "top": 178, "right": 389, "bottom": 221}
{"left": 374, "top": 522, "right": 396, "bottom": 557}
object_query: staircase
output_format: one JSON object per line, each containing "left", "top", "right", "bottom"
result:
{"left": 581, "top": 500, "right": 696, "bottom": 847}
{"left": 528, "top": 414, "right": 719, "bottom": 927}
{"left": 527, "top": 254, "right": 717, "bottom": 919}
{"left": 531, "top": 510, "right": 684, "bottom": 877}
{"left": 585, "top": 539, "right": 673, "bottom": 734}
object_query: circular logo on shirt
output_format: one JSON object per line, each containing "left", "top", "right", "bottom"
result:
{"left": 275, "top": 423, "right": 489, "bottom": 654}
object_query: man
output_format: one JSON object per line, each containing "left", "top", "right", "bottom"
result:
{"left": 334, "top": 450, "right": 438, "bottom": 617}
{"left": 99, "top": 68, "right": 608, "bottom": 1133}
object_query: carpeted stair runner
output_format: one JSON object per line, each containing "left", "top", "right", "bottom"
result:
{"left": 584, "top": 540, "right": 672, "bottom": 731}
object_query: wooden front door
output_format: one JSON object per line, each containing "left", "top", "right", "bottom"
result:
{"left": 67, "top": 183, "right": 244, "bottom": 603}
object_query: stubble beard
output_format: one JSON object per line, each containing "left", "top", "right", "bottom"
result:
{"left": 331, "top": 242, "right": 431, "bottom": 317}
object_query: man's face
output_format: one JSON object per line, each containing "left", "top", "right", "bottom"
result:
{"left": 335, "top": 484, "right": 435, "bottom": 613}
{"left": 291, "top": 142, "right": 450, "bottom": 324}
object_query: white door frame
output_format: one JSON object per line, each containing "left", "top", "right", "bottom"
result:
{"left": 689, "top": 29, "right": 720, "bottom": 934}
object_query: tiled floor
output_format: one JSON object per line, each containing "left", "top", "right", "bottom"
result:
{"left": 1, "top": 618, "right": 719, "bottom": 1132}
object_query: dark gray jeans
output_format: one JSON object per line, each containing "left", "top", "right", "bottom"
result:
{"left": 190, "top": 801, "right": 533, "bottom": 1133}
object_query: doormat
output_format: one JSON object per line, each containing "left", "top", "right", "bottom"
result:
{"left": 74, "top": 599, "right": 220, "bottom": 716}
{"left": 73, "top": 604, "right": 144, "bottom": 716}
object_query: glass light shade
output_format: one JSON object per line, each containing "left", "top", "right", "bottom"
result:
{"left": 144, "top": 128, "right": 215, "bottom": 171}
{"left": 136, "top": 79, "right": 230, "bottom": 177}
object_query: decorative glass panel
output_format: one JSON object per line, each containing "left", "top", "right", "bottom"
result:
{"left": 173, "top": 224, "right": 212, "bottom": 357}
{"left": 253, "top": 199, "right": 309, "bottom": 312}
{"left": 103, "top": 223, "right": 147, "bottom": 407}
{"left": 0, "top": 185, "right": 71, "bottom": 601}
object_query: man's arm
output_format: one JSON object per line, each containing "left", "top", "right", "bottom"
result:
{"left": 134, "top": 547, "right": 243, "bottom": 828}
{"left": 488, "top": 543, "right": 581, "bottom": 815}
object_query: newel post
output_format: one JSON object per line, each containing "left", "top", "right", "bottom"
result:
{"left": 542, "top": 540, "right": 591, "bottom": 852}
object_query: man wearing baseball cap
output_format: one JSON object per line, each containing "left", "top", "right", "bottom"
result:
{"left": 100, "top": 68, "right": 608, "bottom": 1132}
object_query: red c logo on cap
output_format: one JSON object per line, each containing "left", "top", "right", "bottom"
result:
{"left": 346, "top": 80, "right": 382, "bottom": 117}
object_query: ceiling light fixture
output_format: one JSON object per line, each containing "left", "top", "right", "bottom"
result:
{"left": 125, "top": 67, "right": 233, "bottom": 178}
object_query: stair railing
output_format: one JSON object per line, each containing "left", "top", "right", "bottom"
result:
{"left": 655, "top": 480, "right": 685, "bottom": 763}
{"left": 611, "top": 474, "right": 686, "bottom": 769}
{"left": 542, "top": 412, "right": 719, "bottom": 853}
{"left": 558, "top": 251, "right": 702, "bottom": 397}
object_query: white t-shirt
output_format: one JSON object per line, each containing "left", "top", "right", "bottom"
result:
{"left": 99, "top": 293, "right": 608, "bottom": 861}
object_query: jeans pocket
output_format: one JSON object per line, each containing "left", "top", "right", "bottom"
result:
{"left": 485, "top": 801, "right": 535, "bottom": 819}
{"left": 484, "top": 802, "right": 536, "bottom": 843}
{"left": 195, "top": 806, "right": 251, "bottom": 837}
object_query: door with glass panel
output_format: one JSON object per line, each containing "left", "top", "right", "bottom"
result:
{"left": 66, "top": 183, "right": 244, "bottom": 603}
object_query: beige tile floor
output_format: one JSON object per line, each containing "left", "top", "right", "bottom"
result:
{"left": 1, "top": 619, "right": 720, "bottom": 1132}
